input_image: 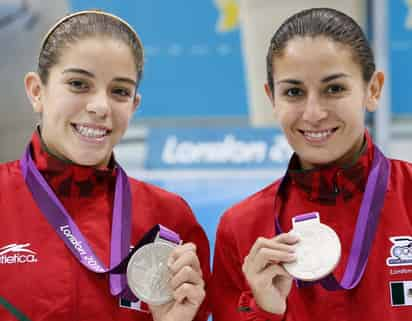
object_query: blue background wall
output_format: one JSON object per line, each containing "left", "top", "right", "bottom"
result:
{"left": 70, "top": 0, "right": 248, "bottom": 120}
{"left": 389, "top": 0, "right": 412, "bottom": 115}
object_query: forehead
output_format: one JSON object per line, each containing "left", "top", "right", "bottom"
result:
{"left": 53, "top": 36, "right": 137, "bottom": 78}
{"left": 272, "top": 36, "right": 362, "bottom": 80}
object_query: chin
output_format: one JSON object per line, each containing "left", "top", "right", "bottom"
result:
{"left": 299, "top": 152, "right": 342, "bottom": 169}
{"left": 82, "top": 159, "right": 107, "bottom": 168}
{"left": 69, "top": 153, "right": 107, "bottom": 167}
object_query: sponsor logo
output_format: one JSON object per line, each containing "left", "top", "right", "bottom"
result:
{"left": 0, "top": 243, "right": 38, "bottom": 264}
{"left": 387, "top": 236, "right": 412, "bottom": 266}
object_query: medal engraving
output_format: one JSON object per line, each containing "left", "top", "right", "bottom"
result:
{"left": 283, "top": 214, "right": 341, "bottom": 281}
{"left": 127, "top": 242, "right": 175, "bottom": 305}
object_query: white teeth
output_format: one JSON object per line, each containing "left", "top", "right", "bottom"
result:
{"left": 304, "top": 129, "right": 332, "bottom": 139}
{"left": 75, "top": 125, "right": 107, "bottom": 138}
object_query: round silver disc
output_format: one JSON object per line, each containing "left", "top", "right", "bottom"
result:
{"left": 127, "top": 242, "right": 175, "bottom": 305}
{"left": 283, "top": 223, "right": 341, "bottom": 281}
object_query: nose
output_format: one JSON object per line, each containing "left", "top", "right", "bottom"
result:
{"left": 301, "top": 93, "right": 328, "bottom": 124}
{"left": 86, "top": 91, "right": 110, "bottom": 118}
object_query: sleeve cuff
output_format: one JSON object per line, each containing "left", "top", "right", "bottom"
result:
{"left": 238, "top": 291, "right": 284, "bottom": 321}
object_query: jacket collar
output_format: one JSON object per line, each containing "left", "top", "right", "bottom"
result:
{"left": 286, "top": 130, "right": 373, "bottom": 204}
{"left": 30, "top": 129, "right": 117, "bottom": 198}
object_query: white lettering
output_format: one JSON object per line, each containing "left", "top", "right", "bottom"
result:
{"left": 0, "top": 243, "right": 39, "bottom": 265}
{"left": 7, "top": 255, "right": 14, "bottom": 264}
{"left": 390, "top": 268, "right": 412, "bottom": 275}
{"left": 60, "top": 225, "right": 87, "bottom": 256}
{"left": 162, "top": 135, "right": 268, "bottom": 165}
{"left": 0, "top": 253, "right": 38, "bottom": 264}
{"left": 59, "top": 226, "right": 105, "bottom": 272}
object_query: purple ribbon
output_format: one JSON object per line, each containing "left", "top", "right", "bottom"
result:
{"left": 294, "top": 212, "right": 318, "bottom": 222}
{"left": 20, "top": 144, "right": 132, "bottom": 297}
{"left": 20, "top": 143, "right": 179, "bottom": 300}
{"left": 275, "top": 145, "right": 390, "bottom": 290}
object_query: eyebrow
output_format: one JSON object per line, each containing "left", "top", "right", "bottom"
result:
{"left": 62, "top": 68, "right": 94, "bottom": 78}
{"left": 62, "top": 68, "right": 137, "bottom": 87}
{"left": 275, "top": 73, "right": 350, "bottom": 85}
{"left": 112, "top": 77, "right": 137, "bottom": 87}
{"left": 321, "top": 73, "right": 350, "bottom": 83}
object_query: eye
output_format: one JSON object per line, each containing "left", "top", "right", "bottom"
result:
{"left": 112, "top": 87, "right": 132, "bottom": 98}
{"left": 67, "top": 79, "right": 89, "bottom": 91}
{"left": 284, "top": 87, "right": 304, "bottom": 97}
{"left": 326, "top": 84, "right": 345, "bottom": 94}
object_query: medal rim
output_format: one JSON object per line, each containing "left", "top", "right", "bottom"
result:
{"left": 126, "top": 241, "right": 175, "bottom": 305}
{"left": 283, "top": 222, "right": 342, "bottom": 281}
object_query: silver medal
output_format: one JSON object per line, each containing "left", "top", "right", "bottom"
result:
{"left": 283, "top": 213, "right": 341, "bottom": 281}
{"left": 126, "top": 241, "right": 175, "bottom": 305}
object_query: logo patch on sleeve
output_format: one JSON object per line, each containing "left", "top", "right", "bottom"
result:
{"left": 386, "top": 236, "right": 412, "bottom": 266}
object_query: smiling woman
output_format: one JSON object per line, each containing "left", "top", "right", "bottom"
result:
{"left": 0, "top": 10, "right": 210, "bottom": 321}
{"left": 211, "top": 7, "right": 412, "bottom": 321}
{"left": 25, "top": 35, "right": 140, "bottom": 167}
{"left": 267, "top": 35, "right": 381, "bottom": 169}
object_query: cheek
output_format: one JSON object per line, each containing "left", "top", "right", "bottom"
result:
{"left": 112, "top": 106, "right": 134, "bottom": 130}
{"left": 43, "top": 96, "right": 82, "bottom": 121}
{"left": 337, "top": 105, "right": 365, "bottom": 128}
{"left": 41, "top": 106, "right": 61, "bottom": 126}
{"left": 276, "top": 107, "right": 300, "bottom": 131}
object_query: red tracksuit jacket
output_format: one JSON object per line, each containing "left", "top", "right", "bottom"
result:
{"left": 0, "top": 132, "right": 210, "bottom": 321}
{"left": 211, "top": 132, "right": 412, "bottom": 321}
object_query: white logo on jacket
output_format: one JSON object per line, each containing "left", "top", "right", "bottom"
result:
{"left": 387, "top": 236, "right": 412, "bottom": 266}
{"left": 0, "top": 243, "right": 38, "bottom": 264}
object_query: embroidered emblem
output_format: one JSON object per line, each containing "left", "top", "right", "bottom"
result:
{"left": 119, "top": 298, "right": 149, "bottom": 313}
{"left": 387, "top": 236, "right": 412, "bottom": 266}
{"left": 390, "top": 281, "right": 412, "bottom": 306}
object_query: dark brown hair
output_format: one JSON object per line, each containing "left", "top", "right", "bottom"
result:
{"left": 38, "top": 11, "right": 144, "bottom": 87}
{"left": 266, "top": 8, "right": 375, "bottom": 94}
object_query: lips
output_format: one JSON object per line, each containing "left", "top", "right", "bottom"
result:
{"left": 299, "top": 127, "right": 338, "bottom": 142}
{"left": 72, "top": 123, "right": 111, "bottom": 139}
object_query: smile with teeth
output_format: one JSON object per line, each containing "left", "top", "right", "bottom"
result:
{"left": 73, "top": 124, "right": 110, "bottom": 139}
{"left": 300, "top": 128, "right": 337, "bottom": 140}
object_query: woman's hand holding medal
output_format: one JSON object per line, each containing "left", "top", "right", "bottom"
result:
{"left": 150, "top": 242, "right": 206, "bottom": 321}
{"left": 242, "top": 233, "right": 299, "bottom": 314}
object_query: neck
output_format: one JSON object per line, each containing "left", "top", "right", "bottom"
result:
{"left": 38, "top": 126, "right": 74, "bottom": 165}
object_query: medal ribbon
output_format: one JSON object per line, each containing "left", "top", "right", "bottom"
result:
{"left": 275, "top": 145, "right": 390, "bottom": 290}
{"left": 20, "top": 143, "right": 132, "bottom": 298}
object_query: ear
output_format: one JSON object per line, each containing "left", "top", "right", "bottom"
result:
{"left": 264, "top": 83, "right": 275, "bottom": 109}
{"left": 24, "top": 72, "right": 44, "bottom": 113}
{"left": 365, "top": 71, "right": 385, "bottom": 112}
{"left": 132, "top": 93, "right": 141, "bottom": 113}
